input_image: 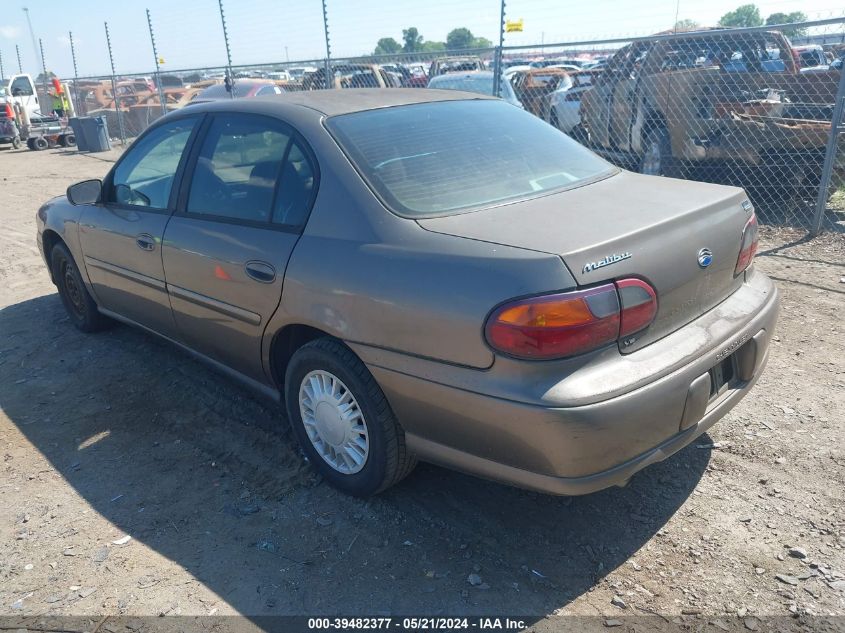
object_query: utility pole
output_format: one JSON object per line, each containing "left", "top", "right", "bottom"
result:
{"left": 15, "top": 44, "right": 22, "bottom": 73}
{"left": 22, "top": 7, "right": 39, "bottom": 73}
{"left": 0, "top": 50, "right": 5, "bottom": 82}
{"left": 146, "top": 9, "right": 168, "bottom": 116}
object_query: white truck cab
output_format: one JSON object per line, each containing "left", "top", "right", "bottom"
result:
{"left": 4, "top": 74, "right": 41, "bottom": 121}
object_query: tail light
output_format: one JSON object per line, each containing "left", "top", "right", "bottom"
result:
{"left": 3, "top": 103, "right": 13, "bottom": 119}
{"left": 735, "top": 213, "right": 759, "bottom": 275}
{"left": 616, "top": 278, "right": 658, "bottom": 338}
{"left": 485, "top": 278, "right": 658, "bottom": 360}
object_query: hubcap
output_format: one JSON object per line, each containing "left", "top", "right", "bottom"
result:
{"left": 641, "top": 140, "right": 662, "bottom": 176}
{"left": 299, "top": 370, "right": 369, "bottom": 474}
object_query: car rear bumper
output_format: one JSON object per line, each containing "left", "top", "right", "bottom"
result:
{"left": 358, "top": 268, "right": 779, "bottom": 495}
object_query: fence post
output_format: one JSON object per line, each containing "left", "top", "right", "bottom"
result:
{"left": 146, "top": 9, "right": 168, "bottom": 116}
{"left": 15, "top": 44, "right": 22, "bottom": 73}
{"left": 321, "top": 0, "right": 332, "bottom": 89}
{"left": 217, "top": 0, "right": 235, "bottom": 99}
{"left": 811, "top": 64, "right": 845, "bottom": 235}
{"left": 69, "top": 31, "right": 80, "bottom": 115}
{"left": 38, "top": 38, "right": 49, "bottom": 111}
{"left": 104, "top": 21, "right": 127, "bottom": 145}
{"left": 493, "top": 0, "right": 506, "bottom": 97}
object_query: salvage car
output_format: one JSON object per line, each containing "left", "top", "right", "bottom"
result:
{"left": 428, "top": 71, "right": 523, "bottom": 108}
{"left": 508, "top": 67, "right": 572, "bottom": 117}
{"left": 38, "top": 90, "right": 778, "bottom": 497}
{"left": 546, "top": 69, "right": 601, "bottom": 134}
{"left": 579, "top": 29, "right": 840, "bottom": 195}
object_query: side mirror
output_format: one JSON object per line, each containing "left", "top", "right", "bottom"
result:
{"left": 67, "top": 179, "right": 102, "bottom": 206}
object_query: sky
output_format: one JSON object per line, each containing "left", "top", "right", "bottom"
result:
{"left": 1, "top": 0, "right": 844, "bottom": 79}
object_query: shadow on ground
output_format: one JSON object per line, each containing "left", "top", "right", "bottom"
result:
{"left": 1, "top": 293, "right": 710, "bottom": 616}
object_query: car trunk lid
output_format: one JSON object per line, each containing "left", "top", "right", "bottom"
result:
{"left": 417, "top": 171, "right": 753, "bottom": 354}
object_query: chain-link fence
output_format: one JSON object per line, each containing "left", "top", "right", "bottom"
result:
{"left": 4, "top": 4, "right": 845, "bottom": 233}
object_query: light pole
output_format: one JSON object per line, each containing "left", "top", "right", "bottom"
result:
{"left": 22, "top": 7, "right": 39, "bottom": 73}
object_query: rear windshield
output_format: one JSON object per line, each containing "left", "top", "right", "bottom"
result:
{"left": 327, "top": 99, "right": 613, "bottom": 217}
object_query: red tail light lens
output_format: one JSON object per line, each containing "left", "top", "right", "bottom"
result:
{"left": 485, "top": 278, "right": 659, "bottom": 360}
{"left": 617, "top": 278, "right": 658, "bottom": 337}
{"left": 735, "top": 213, "right": 759, "bottom": 275}
{"left": 485, "top": 284, "right": 620, "bottom": 360}
{"left": 4, "top": 103, "right": 13, "bottom": 119}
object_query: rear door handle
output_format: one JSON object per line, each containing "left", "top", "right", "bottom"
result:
{"left": 136, "top": 234, "right": 156, "bottom": 251}
{"left": 245, "top": 261, "right": 276, "bottom": 284}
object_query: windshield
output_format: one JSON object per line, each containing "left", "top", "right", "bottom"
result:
{"left": 431, "top": 74, "right": 490, "bottom": 92}
{"left": 429, "top": 74, "right": 517, "bottom": 102}
{"left": 327, "top": 99, "right": 614, "bottom": 217}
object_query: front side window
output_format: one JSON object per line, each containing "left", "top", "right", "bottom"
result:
{"left": 187, "top": 115, "right": 292, "bottom": 222}
{"left": 108, "top": 116, "right": 198, "bottom": 209}
{"left": 328, "top": 99, "right": 613, "bottom": 217}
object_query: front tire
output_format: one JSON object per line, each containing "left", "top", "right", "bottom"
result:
{"left": 285, "top": 338, "right": 416, "bottom": 496}
{"left": 51, "top": 243, "right": 112, "bottom": 333}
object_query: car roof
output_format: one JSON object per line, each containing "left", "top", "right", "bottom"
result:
{"left": 182, "top": 88, "right": 492, "bottom": 117}
{"left": 430, "top": 71, "right": 493, "bottom": 80}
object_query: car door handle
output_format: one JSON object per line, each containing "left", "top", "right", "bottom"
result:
{"left": 136, "top": 234, "right": 156, "bottom": 251}
{"left": 245, "top": 261, "right": 276, "bottom": 284}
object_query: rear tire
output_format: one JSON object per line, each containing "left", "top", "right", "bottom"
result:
{"left": 64, "top": 134, "right": 77, "bottom": 147}
{"left": 285, "top": 338, "right": 416, "bottom": 496}
{"left": 11, "top": 136, "right": 21, "bottom": 149}
{"left": 639, "top": 127, "right": 679, "bottom": 178}
{"left": 549, "top": 108, "right": 560, "bottom": 130}
{"left": 51, "top": 243, "right": 112, "bottom": 333}
{"left": 33, "top": 137, "right": 49, "bottom": 151}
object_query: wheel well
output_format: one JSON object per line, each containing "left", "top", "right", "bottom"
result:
{"left": 642, "top": 111, "right": 668, "bottom": 137}
{"left": 269, "top": 324, "right": 332, "bottom": 393}
{"left": 41, "top": 229, "right": 64, "bottom": 282}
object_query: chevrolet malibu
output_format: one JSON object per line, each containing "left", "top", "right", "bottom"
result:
{"left": 37, "top": 90, "right": 779, "bottom": 497}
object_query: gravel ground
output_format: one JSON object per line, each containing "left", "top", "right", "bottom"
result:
{"left": 1, "top": 147, "right": 843, "bottom": 623}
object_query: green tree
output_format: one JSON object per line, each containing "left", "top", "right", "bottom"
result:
{"left": 718, "top": 4, "right": 763, "bottom": 28}
{"left": 673, "top": 18, "right": 700, "bottom": 31}
{"left": 374, "top": 37, "right": 402, "bottom": 55}
{"left": 472, "top": 36, "right": 493, "bottom": 48}
{"left": 422, "top": 41, "right": 446, "bottom": 52}
{"left": 765, "top": 11, "right": 808, "bottom": 37}
{"left": 402, "top": 27, "right": 424, "bottom": 53}
{"left": 447, "top": 27, "right": 475, "bottom": 50}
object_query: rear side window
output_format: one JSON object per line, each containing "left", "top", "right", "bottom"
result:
{"left": 185, "top": 114, "right": 317, "bottom": 227}
{"left": 327, "top": 99, "right": 613, "bottom": 217}
{"left": 188, "top": 115, "right": 291, "bottom": 222}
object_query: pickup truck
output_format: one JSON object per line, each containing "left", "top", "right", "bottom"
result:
{"left": 578, "top": 29, "right": 841, "bottom": 195}
{"left": 3, "top": 74, "right": 42, "bottom": 122}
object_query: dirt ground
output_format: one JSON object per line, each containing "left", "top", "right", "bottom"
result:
{"left": 1, "top": 147, "right": 844, "bottom": 625}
